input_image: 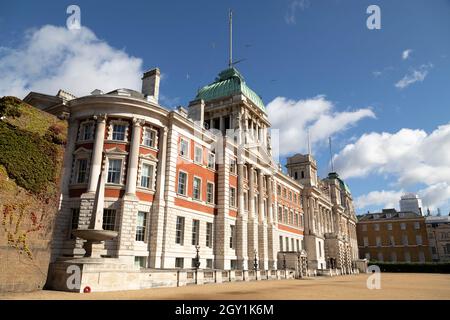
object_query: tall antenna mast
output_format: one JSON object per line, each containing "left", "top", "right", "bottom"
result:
{"left": 307, "top": 128, "right": 311, "bottom": 155}
{"left": 229, "top": 9, "right": 233, "bottom": 68}
{"left": 329, "top": 136, "right": 334, "bottom": 172}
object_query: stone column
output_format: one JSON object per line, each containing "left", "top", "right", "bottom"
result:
{"left": 87, "top": 114, "right": 107, "bottom": 193}
{"left": 125, "top": 118, "right": 144, "bottom": 196}
{"left": 247, "top": 164, "right": 258, "bottom": 260}
{"left": 236, "top": 163, "right": 248, "bottom": 269}
{"left": 148, "top": 127, "right": 168, "bottom": 268}
{"left": 257, "top": 170, "right": 268, "bottom": 270}
{"left": 267, "top": 176, "right": 278, "bottom": 269}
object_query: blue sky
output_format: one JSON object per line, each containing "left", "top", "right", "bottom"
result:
{"left": 1, "top": 0, "right": 449, "bottom": 215}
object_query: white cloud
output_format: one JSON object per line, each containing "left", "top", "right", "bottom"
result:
{"left": 402, "top": 49, "right": 413, "bottom": 60}
{"left": 395, "top": 63, "right": 433, "bottom": 89}
{"left": 355, "top": 190, "right": 405, "bottom": 210}
{"left": 0, "top": 25, "right": 143, "bottom": 98}
{"left": 285, "top": 0, "right": 310, "bottom": 25}
{"left": 334, "top": 123, "right": 450, "bottom": 211}
{"left": 267, "top": 95, "right": 375, "bottom": 155}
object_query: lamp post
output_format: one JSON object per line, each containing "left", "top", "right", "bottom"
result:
{"left": 194, "top": 245, "right": 201, "bottom": 284}
{"left": 283, "top": 253, "right": 287, "bottom": 279}
{"left": 253, "top": 249, "right": 258, "bottom": 280}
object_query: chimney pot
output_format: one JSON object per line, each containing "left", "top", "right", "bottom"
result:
{"left": 141, "top": 68, "right": 160, "bottom": 103}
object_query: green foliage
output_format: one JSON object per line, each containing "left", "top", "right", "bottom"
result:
{"left": 368, "top": 261, "right": 450, "bottom": 273}
{"left": 0, "top": 96, "right": 22, "bottom": 118}
{"left": 0, "top": 121, "right": 58, "bottom": 194}
{"left": 44, "top": 123, "right": 67, "bottom": 145}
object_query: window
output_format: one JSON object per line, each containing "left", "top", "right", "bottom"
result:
{"left": 294, "top": 194, "right": 297, "bottom": 204}
{"left": 278, "top": 207, "right": 283, "bottom": 222}
{"left": 177, "top": 171, "right": 187, "bottom": 195}
{"left": 112, "top": 124, "right": 126, "bottom": 141}
{"left": 284, "top": 208, "right": 288, "bottom": 224}
{"left": 283, "top": 188, "right": 287, "bottom": 198}
{"left": 374, "top": 224, "right": 380, "bottom": 231}
{"left": 175, "top": 216, "right": 185, "bottom": 245}
{"left": 363, "top": 237, "right": 369, "bottom": 247}
{"left": 277, "top": 185, "right": 281, "bottom": 196}
{"left": 289, "top": 211, "right": 294, "bottom": 225}
{"left": 179, "top": 138, "right": 189, "bottom": 157}
{"left": 194, "top": 145, "right": 203, "bottom": 163}
{"left": 296, "top": 239, "right": 300, "bottom": 251}
{"left": 230, "top": 159, "right": 237, "bottom": 174}
{"left": 134, "top": 256, "right": 146, "bottom": 269}
{"left": 230, "top": 260, "right": 238, "bottom": 270}
{"left": 193, "top": 177, "right": 201, "bottom": 200}
{"left": 294, "top": 171, "right": 298, "bottom": 179}
{"left": 416, "top": 235, "right": 423, "bottom": 245}
{"left": 75, "top": 159, "right": 88, "bottom": 184}
{"left": 419, "top": 251, "right": 425, "bottom": 263}
{"left": 389, "top": 235, "right": 395, "bottom": 246}
{"left": 402, "top": 234, "right": 409, "bottom": 245}
{"left": 175, "top": 258, "right": 184, "bottom": 268}
{"left": 206, "top": 259, "right": 213, "bottom": 269}
{"left": 206, "top": 182, "right": 214, "bottom": 204}
{"left": 102, "top": 209, "right": 116, "bottom": 231}
{"left": 377, "top": 252, "right": 384, "bottom": 262}
{"left": 206, "top": 222, "right": 213, "bottom": 248}
{"left": 143, "top": 128, "right": 156, "bottom": 147}
{"left": 318, "top": 241, "right": 322, "bottom": 257}
{"left": 229, "top": 187, "right": 236, "bottom": 207}
{"left": 192, "top": 219, "right": 200, "bottom": 246}
{"left": 387, "top": 223, "right": 393, "bottom": 231}
{"left": 362, "top": 224, "right": 367, "bottom": 232}
{"left": 80, "top": 122, "right": 93, "bottom": 141}
{"left": 229, "top": 225, "right": 235, "bottom": 249}
{"left": 136, "top": 211, "right": 147, "bottom": 241}
{"left": 107, "top": 159, "right": 122, "bottom": 184}
{"left": 376, "top": 236, "right": 381, "bottom": 247}
{"left": 207, "top": 152, "right": 215, "bottom": 169}
{"left": 414, "top": 222, "right": 420, "bottom": 230}
{"left": 279, "top": 236, "right": 283, "bottom": 251}
{"left": 400, "top": 223, "right": 406, "bottom": 230}
{"left": 70, "top": 208, "right": 80, "bottom": 239}
{"left": 404, "top": 252, "right": 411, "bottom": 262}
{"left": 289, "top": 191, "right": 292, "bottom": 201}
{"left": 391, "top": 252, "right": 397, "bottom": 262}
{"left": 140, "top": 163, "right": 153, "bottom": 189}
{"left": 294, "top": 213, "right": 299, "bottom": 226}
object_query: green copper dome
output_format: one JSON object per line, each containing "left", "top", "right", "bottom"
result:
{"left": 328, "top": 172, "right": 351, "bottom": 194}
{"left": 195, "top": 67, "right": 265, "bottom": 112}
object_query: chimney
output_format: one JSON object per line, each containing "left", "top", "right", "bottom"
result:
{"left": 141, "top": 68, "right": 160, "bottom": 103}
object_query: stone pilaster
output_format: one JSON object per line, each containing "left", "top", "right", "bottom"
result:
{"left": 236, "top": 163, "right": 248, "bottom": 269}
{"left": 247, "top": 164, "right": 258, "bottom": 262}
{"left": 266, "top": 177, "right": 278, "bottom": 269}
{"left": 257, "top": 171, "right": 268, "bottom": 270}
{"left": 125, "top": 118, "right": 144, "bottom": 196}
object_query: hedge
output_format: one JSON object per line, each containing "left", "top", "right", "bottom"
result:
{"left": 368, "top": 261, "right": 450, "bottom": 273}
{"left": 0, "top": 121, "right": 58, "bottom": 193}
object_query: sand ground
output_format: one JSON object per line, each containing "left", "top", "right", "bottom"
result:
{"left": 1, "top": 273, "right": 449, "bottom": 300}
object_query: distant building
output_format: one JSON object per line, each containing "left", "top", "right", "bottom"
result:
{"left": 425, "top": 215, "right": 450, "bottom": 262}
{"left": 399, "top": 193, "right": 423, "bottom": 216}
{"left": 356, "top": 209, "right": 431, "bottom": 263}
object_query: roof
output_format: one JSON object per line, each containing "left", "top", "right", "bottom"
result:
{"left": 195, "top": 67, "right": 265, "bottom": 112}
{"left": 327, "top": 172, "right": 351, "bottom": 194}
{"left": 357, "top": 210, "right": 422, "bottom": 222}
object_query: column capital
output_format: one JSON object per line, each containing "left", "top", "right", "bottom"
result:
{"left": 132, "top": 117, "right": 145, "bottom": 127}
{"left": 93, "top": 113, "right": 107, "bottom": 123}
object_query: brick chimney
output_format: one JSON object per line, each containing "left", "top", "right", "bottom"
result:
{"left": 141, "top": 68, "right": 160, "bottom": 103}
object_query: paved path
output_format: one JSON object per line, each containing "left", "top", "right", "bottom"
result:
{"left": 2, "top": 273, "right": 450, "bottom": 300}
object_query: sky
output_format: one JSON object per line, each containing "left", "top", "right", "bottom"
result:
{"left": 1, "top": 0, "right": 449, "bottom": 215}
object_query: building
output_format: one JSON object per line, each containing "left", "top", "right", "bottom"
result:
{"left": 356, "top": 209, "right": 431, "bottom": 263}
{"left": 425, "top": 215, "right": 450, "bottom": 262}
{"left": 24, "top": 64, "right": 360, "bottom": 291}
{"left": 399, "top": 193, "right": 423, "bottom": 216}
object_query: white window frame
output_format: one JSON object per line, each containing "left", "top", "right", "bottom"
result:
{"left": 135, "top": 211, "right": 147, "bottom": 242}
{"left": 108, "top": 120, "right": 129, "bottom": 142}
{"left": 179, "top": 138, "right": 189, "bottom": 158}
{"left": 194, "top": 144, "right": 203, "bottom": 164}
{"left": 106, "top": 158, "right": 124, "bottom": 185}
{"left": 177, "top": 170, "right": 188, "bottom": 196}
{"left": 139, "top": 162, "right": 154, "bottom": 190}
{"left": 193, "top": 176, "right": 202, "bottom": 201}
{"left": 142, "top": 127, "right": 158, "bottom": 148}
{"left": 400, "top": 222, "right": 407, "bottom": 230}
{"left": 229, "top": 186, "right": 237, "bottom": 208}
{"left": 230, "top": 158, "right": 237, "bottom": 174}
{"left": 74, "top": 158, "right": 88, "bottom": 184}
{"left": 71, "top": 147, "right": 92, "bottom": 185}
{"left": 175, "top": 216, "right": 185, "bottom": 245}
{"left": 206, "top": 181, "right": 215, "bottom": 204}
{"left": 78, "top": 120, "right": 94, "bottom": 142}
{"left": 207, "top": 151, "right": 215, "bottom": 170}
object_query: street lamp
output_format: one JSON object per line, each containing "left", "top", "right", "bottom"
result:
{"left": 194, "top": 245, "right": 201, "bottom": 284}
{"left": 253, "top": 249, "right": 258, "bottom": 280}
